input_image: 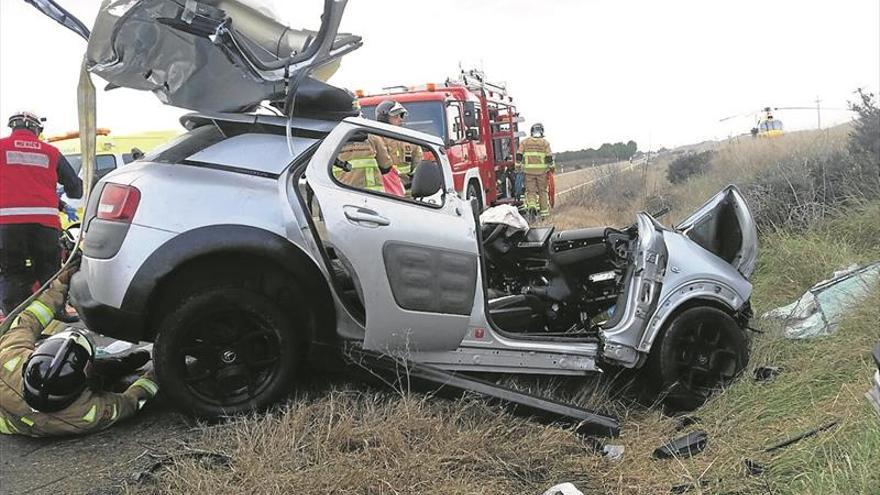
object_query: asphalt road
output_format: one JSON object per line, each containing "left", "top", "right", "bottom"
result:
{"left": 554, "top": 159, "right": 646, "bottom": 202}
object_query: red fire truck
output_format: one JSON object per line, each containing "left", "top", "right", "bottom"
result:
{"left": 358, "top": 69, "right": 524, "bottom": 210}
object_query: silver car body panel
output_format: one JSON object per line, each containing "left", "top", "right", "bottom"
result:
{"left": 676, "top": 185, "right": 758, "bottom": 278}
{"left": 306, "top": 119, "right": 477, "bottom": 352}
{"left": 82, "top": 112, "right": 756, "bottom": 377}
{"left": 85, "top": 0, "right": 355, "bottom": 112}
{"left": 186, "top": 134, "right": 315, "bottom": 175}
{"left": 598, "top": 213, "right": 668, "bottom": 367}
{"left": 639, "top": 231, "right": 753, "bottom": 352}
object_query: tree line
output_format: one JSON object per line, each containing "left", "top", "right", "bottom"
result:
{"left": 556, "top": 140, "right": 638, "bottom": 166}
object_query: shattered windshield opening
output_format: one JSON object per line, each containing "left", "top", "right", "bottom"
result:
{"left": 361, "top": 102, "right": 447, "bottom": 140}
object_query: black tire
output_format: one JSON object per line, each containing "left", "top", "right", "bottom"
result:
{"left": 154, "top": 274, "right": 302, "bottom": 418}
{"left": 648, "top": 306, "right": 749, "bottom": 411}
{"left": 466, "top": 181, "right": 483, "bottom": 212}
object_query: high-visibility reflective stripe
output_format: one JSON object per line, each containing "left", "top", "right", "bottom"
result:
{"left": 25, "top": 300, "right": 54, "bottom": 327}
{"left": 0, "top": 207, "right": 59, "bottom": 217}
{"left": 111, "top": 404, "right": 118, "bottom": 421}
{"left": 3, "top": 356, "right": 22, "bottom": 372}
{"left": 0, "top": 417, "right": 11, "bottom": 434}
{"left": 523, "top": 152, "right": 548, "bottom": 169}
{"left": 348, "top": 158, "right": 384, "bottom": 192}
{"left": 133, "top": 377, "right": 158, "bottom": 397}
{"left": 82, "top": 404, "right": 98, "bottom": 423}
{"left": 137, "top": 399, "right": 147, "bottom": 410}
{"left": 396, "top": 163, "right": 411, "bottom": 175}
{"left": 4, "top": 150, "right": 50, "bottom": 168}
{"left": 20, "top": 416, "right": 34, "bottom": 427}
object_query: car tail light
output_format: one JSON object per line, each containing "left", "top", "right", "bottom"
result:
{"left": 97, "top": 184, "right": 140, "bottom": 222}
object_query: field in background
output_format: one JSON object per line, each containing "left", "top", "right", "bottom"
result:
{"left": 126, "top": 123, "right": 880, "bottom": 494}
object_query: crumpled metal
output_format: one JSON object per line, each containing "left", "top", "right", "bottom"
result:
{"left": 762, "top": 262, "right": 880, "bottom": 339}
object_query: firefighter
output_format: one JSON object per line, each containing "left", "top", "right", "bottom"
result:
{"left": 376, "top": 100, "right": 423, "bottom": 195}
{"left": 0, "top": 111, "right": 83, "bottom": 314}
{"left": 517, "top": 123, "right": 555, "bottom": 218}
{"left": 0, "top": 262, "right": 158, "bottom": 437}
{"left": 334, "top": 132, "right": 394, "bottom": 193}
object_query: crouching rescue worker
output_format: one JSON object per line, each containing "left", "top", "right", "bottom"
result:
{"left": 517, "top": 123, "right": 555, "bottom": 219}
{"left": 334, "top": 132, "right": 394, "bottom": 193}
{"left": 0, "top": 263, "right": 158, "bottom": 437}
{"left": 375, "top": 100, "right": 423, "bottom": 195}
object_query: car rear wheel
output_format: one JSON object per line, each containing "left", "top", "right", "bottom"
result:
{"left": 649, "top": 306, "right": 749, "bottom": 411}
{"left": 154, "top": 277, "right": 302, "bottom": 418}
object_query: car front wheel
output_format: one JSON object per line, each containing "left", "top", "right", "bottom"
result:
{"left": 649, "top": 306, "right": 749, "bottom": 411}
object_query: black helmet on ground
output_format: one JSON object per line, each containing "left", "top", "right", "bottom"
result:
{"left": 376, "top": 100, "right": 407, "bottom": 123}
{"left": 530, "top": 123, "right": 544, "bottom": 138}
{"left": 22, "top": 329, "right": 95, "bottom": 413}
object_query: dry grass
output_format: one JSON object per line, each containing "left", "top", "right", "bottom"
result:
{"left": 127, "top": 126, "right": 880, "bottom": 495}
{"left": 552, "top": 125, "right": 862, "bottom": 232}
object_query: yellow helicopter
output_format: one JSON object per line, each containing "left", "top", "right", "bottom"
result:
{"left": 721, "top": 104, "right": 853, "bottom": 138}
{"left": 721, "top": 106, "right": 809, "bottom": 138}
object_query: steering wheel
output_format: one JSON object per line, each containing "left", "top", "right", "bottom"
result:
{"left": 482, "top": 223, "right": 507, "bottom": 247}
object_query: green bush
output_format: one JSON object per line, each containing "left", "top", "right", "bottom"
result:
{"left": 666, "top": 150, "right": 714, "bottom": 184}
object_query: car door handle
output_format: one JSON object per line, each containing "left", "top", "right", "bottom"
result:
{"left": 344, "top": 206, "right": 390, "bottom": 227}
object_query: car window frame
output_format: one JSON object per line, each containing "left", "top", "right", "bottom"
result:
{"left": 325, "top": 128, "right": 447, "bottom": 210}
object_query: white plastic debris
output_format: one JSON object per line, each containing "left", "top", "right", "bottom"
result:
{"left": 541, "top": 482, "right": 585, "bottom": 495}
{"left": 479, "top": 205, "right": 529, "bottom": 233}
{"left": 602, "top": 444, "right": 625, "bottom": 460}
{"left": 762, "top": 262, "right": 880, "bottom": 339}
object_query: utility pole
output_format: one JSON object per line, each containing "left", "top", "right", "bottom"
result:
{"left": 815, "top": 96, "right": 822, "bottom": 129}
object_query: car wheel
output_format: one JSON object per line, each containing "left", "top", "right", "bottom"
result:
{"left": 466, "top": 181, "right": 483, "bottom": 212}
{"left": 649, "top": 306, "right": 749, "bottom": 411}
{"left": 154, "top": 285, "right": 301, "bottom": 417}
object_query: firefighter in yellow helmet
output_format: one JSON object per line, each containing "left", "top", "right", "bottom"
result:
{"left": 334, "top": 132, "right": 394, "bottom": 193}
{"left": 376, "top": 100, "right": 424, "bottom": 194}
{"left": 0, "top": 262, "right": 158, "bottom": 437}
{"left": 517, "top": 123, "right": 554, "bottom": 218}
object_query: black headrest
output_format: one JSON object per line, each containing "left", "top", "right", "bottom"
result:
{"left": 287, "top": 78, "right": 359, "bottom": 121}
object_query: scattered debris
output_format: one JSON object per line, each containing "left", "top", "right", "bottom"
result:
{"left": 670, "top": 479, "right": 711, "bottom": 494}
{"left": 673, "top": 415, "right": 701, "bottom": 431}
{"left": 542, "top": 482, "right": 585, "bottom": 495}
{"left": 582, "top": 437, "right": 625, "bottom": 459}
{"left": 346, "top": 346, "right": 620, "bottom": 437}
{"left": 763, "top": 262, "right": 880, "bottom": 339}
{"left": 764, "top": 419, "right": 839, "bottom": 453}
{"left": 866, "top": 342, "right": 880, "bottom": 419}
{"left": 653, "top": 431, "right": 708, "bottom": 459}
{"left": 754, "top": 366, "right": 782, "bottom": 382}
{"left": 602, "top": 444, "right": 626, "bottom": 460}
{"left": 743, "top": 458, "right": 766, "bottom": 476}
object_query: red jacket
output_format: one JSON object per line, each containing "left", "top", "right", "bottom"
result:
{"left": 0, "top": 130, "right": 64, "bottom": 229}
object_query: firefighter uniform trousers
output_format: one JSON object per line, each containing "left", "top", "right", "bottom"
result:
{"left": 0, "top": 279, "right": 157, "bottom": 437}
{"left": 518, "top": 137, "right": 554, "bottom": 217}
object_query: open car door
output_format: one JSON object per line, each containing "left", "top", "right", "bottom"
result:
{"left": 305, "top": 120, "right": 481, "bottom": 352}
{"left": 676, "top": 185, "right": 758, "bottom": 278}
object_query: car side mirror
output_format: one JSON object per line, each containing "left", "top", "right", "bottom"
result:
{"left": 465, "top": 128, "right": 480, "bottom": 141}
{"left": 411, "top": 161, "right": 443, "bottom": 199}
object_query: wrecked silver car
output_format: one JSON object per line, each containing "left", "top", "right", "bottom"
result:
{"left": 34, "top": 0, "right": 756, "bottom": 418}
